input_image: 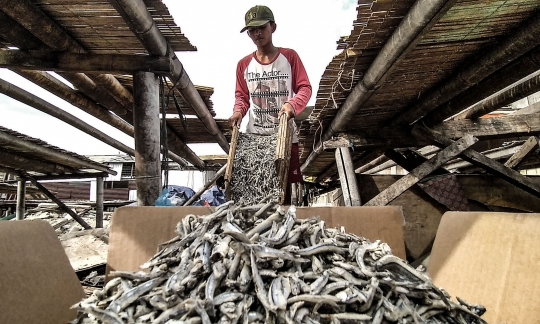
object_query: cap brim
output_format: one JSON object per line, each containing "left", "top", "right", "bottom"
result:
{"left": 240, "top": 19, "right": 271, "bottom": 33}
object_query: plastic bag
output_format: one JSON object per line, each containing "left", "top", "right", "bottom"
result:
{"left": 155, "top": 186, "right": 193, "bottom": 206}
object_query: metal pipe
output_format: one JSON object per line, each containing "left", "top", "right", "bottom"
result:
{"left": 133, "top": 72, "right": 161, "bottom": 206}
{"left": 453, "top": 72, "right": 540, "bottom": 120}
{"left": 0, "top": 78, "right": 136, "bottom": 156}
{"left": 421, "top": 46, "right": 540, "bottom": 124}
{"left": 301, "top": 0, "right": 453, "bottom": 172}
{"left": 0, "top": 130, "right": 114, "bottom": 174}
{"left": 95, "top": 177, "right": 104, "bottom": 228}
{"left": 392, "top": 13, "right": 540, "bottom": 126}
{"left": 109, "top": 0, "right": 231, "bottom": 153}
{"left": 16, "top": 180, "right": 25, "bottom": 220}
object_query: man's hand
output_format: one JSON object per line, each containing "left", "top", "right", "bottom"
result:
{"left": 278, "top": 102, "right": 295, "bottom": 120}
{"left": 229, "top": 111, "right": 243, "bottom": 128}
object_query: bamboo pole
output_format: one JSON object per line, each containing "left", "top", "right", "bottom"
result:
{"left": 225, "top": 127, "right": 239, "bottom": 201}
{"left": 336, "top": 147, "right": 361, "bottom": 206}
{"left": 0, "top": 79, "right": 136, "bottom": 157}
{"left": 133, "top": 72, "right": 161, "bottom": 206}
{"left": 108, "top": 0, "right": 231, "bottom": 153}
{"left": 184, "top": 164, "right": 227, "bottom": 206}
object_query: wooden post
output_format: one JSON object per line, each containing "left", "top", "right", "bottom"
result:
{"left": 365, "top": 135, "right": 478, "bottom": 206}
{"left": 225, "top": 127, "right": 239, "bottom": 201}
{"left": 184, "top": 164, "right": 227, "bottom": 206}
{"left": 335, "top": 147, "right": 362, "bottom": 206}
{"left": 95, "top": 177, "right": 104, "bottom": 228}
{"left": 133, "top": 72, "right": 161, "bottom": 206}
{"left": 275, "top": 114, "right": 293, "bottom": 204}
{"left": 15, "top": 179, "right": 25, "bottom": 220}
{"left": 291, "top": 182, "right": 298, "bottom": 206}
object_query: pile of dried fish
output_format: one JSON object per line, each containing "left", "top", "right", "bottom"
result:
{"left": 230, "top": 133, "right": 281, "bottom": 205}
{"left": 71, "top": 202, "right": 487, "bottom": 324}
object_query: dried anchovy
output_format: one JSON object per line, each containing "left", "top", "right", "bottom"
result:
{"left": 71, "top": 202, "right": 487, "bottom": 324}
{"left": 230, "top": 133, "right": 281, "bottom": 205}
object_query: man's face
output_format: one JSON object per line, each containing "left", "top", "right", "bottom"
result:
{"left": 247, "top": 22, "right": 274, "bottom": 47}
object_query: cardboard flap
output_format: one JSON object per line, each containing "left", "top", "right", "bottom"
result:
{"left": 296, "top": 206, "right": 406, "bottom": 259}
{"left": 107, "top": 206, "right": 213, "bottom": 274}
{"left": 428, "top": 212, "right": 540, "bottom": 324}
{"left": 108, "top": 206, "right": 406, "bottom": 275}
{"left": 0, "top": 220, "right": 84, "bottom": 324}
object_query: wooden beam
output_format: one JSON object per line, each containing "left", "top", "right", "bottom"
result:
{"left": 412, "top": 125, "right": 540, "bottom": 198}
{"left": 11, "top": 172, "right": 111, "bottom": 183}
{"left": 323, "top": 127, "right": 427, "bottom": 150}
{"left": 0, "top": 50, "right": 173, "bottom": 74}
{"left": 384, "top": 148, "right": 449, "bottom": 175}
{"left": 333, "top": 113, "right": 540, "bottom": 151}
{"left": 15, "top": 180, "right": 25, "bottom": 220}
{"left": 364, "top": 135, "right": 477, "bottom": 206}
{"left": 504, "top": 136, "right": 539, "bottom": 169}
{"left": 444, "top": 143, "right": 522, "bottom": 171}
{"left": 25, "top": 175, "right": 91, "bottom": 229}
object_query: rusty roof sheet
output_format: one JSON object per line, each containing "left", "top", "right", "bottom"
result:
{"left": 299, "top": 0, "right": 540, "bottom": 177}
{"left": 0, "top": 126, "right": 114, "bottom": 177}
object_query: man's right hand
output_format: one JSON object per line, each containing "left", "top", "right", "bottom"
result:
{"left": 229, "top": 112, "right": 243, "bottom": 128}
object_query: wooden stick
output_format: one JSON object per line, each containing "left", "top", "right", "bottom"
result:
{"left": 225, "top": 127, "right": 239, "bottom": 201}
{"left": 184, "top": 164, "right": 227, "bottom": 206}
{"left": 504, "top": 136, "right": 539, "bottom": 169}
{"left": 275, "top": 115, "right": 293, "bottom": 204}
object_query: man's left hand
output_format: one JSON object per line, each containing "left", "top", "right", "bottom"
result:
{"left": 278, "top": 102, "right": 295, "bottom": 120}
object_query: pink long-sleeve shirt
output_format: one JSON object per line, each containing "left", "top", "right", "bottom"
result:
{"left": 233, "top": 48, "right": 312, "bottom": 143}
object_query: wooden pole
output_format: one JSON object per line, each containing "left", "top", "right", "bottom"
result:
{"left": 275, "top": 114, "right": 293, "bottom": 203}
{"left": 365, "top": 135, "right": 478, "bottom": 206}
{"left": 133, "top": 72, "right": 161, "bottom": 206}
{"left": 291, "top": 182, "right": 298, "bottom": 206}
{"left": 27, "top": 176, "right": 91, "bottom": 229}
{"left": 335, "top": 147, "right": 362, "bottom": 206}
{"left": 225, "top": 127, "right": 239, "bottom": 201}
{"left": 0, "top": 149, "right": 77, "bottom": 175}
{"left": 15, "top": 180, "right": 25, "bottom": 220}
{"left": 184, "top": 164, "right": 227, "bottom": 206}
{"left": 95, "top": 177, "right": 104, "bottom": 228}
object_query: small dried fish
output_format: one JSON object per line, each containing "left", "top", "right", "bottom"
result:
{"left": 71, "top": 201, "right": 487, "bottom": 324}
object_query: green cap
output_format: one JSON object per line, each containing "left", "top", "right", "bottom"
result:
{"left": 240, "top": 5, "right": 274, "bottom": 33}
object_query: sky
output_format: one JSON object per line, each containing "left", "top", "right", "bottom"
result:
{"left": 0, "top": 0, "right": 358, "bottom": 189}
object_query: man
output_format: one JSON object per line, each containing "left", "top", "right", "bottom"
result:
{"left": 229, "top": 5, "right": 312, "bottom": 202}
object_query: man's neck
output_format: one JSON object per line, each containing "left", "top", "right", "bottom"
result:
{"left": 256, "top": 44, "right": 279, "bottom": 63}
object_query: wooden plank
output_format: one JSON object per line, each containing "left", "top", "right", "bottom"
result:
{"left": 364, "top": 135, "right": 478, "bottom": 206}
{"left": 412, "top": 125, "right": 540, "bottom": 198}
{"left": 505, "top": 136, "right": 539, "bottom": 169}
{"left": 336, "top": 147, "right": 361, "bottom": 206}
{"left": 224, "top": 127, "right": 239, "bottom": 201}
{"left": 384, "top": 148, "right": 449, "bottom": 175}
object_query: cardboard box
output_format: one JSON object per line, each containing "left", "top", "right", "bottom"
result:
{"left": 106, "top": 206, "right": 407, "bottom": 274}
{"left": 0, "top": 220, "right": 85, "bottom": 324}
{"left": 428, "top": 212, "right": 540, "bottom": 323}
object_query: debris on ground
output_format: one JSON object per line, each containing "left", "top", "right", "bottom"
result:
{"left": 70, "top": 201, "right": 487, "bottom": 324}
